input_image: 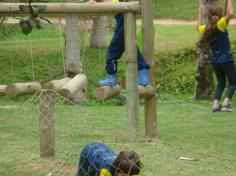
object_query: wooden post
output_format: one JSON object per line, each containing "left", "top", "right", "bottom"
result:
{"left": 39, "top": 90, "right": 55, "bottom": 158}
{"left": 141, "top": 0, "right": 157, "bottom": 137}
{"left": 124, "top": 12, "right": 139, "bottom": 140}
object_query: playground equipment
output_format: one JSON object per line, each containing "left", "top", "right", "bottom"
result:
{"left": 0, "top": 1, "right": 156, "bottom": 164}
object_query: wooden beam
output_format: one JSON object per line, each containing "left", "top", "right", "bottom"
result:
{"left": 125, "top": 12, "right": 139, "bottom": 140}
{"left": 0, "top": 2, "right": 140, "bottom": 16}
{"left": 141, "top": 0, "right": 157, "bottom": 137}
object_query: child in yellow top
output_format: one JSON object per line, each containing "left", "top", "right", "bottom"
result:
{"left": 197, "top": 0, "right": 236, "bottom": 112}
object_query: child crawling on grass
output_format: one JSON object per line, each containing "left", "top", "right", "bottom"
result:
{"left": 75, "top": 143, "right": 142, "bottom": 176}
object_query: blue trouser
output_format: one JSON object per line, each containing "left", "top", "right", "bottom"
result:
{"left": 105, "top": 13, "right": 150, "bottom": 74}
{"left": 213, "top": 62, "right": 236, "bottom": 100}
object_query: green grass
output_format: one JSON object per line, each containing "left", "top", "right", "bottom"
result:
{"left": 0, "top": 97, "right": 236, "bottom": 176}
{"left": 154, "top": 0, "right": 236, "bottom": 20}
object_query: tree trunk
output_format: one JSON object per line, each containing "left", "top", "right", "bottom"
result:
{"left": 65, "top": 0, "right": 85, "bottom": 104}
{"left": 90, "top": 0, "right": 108, "bottom": 48}
{"left": 194, "top": 0, "right": 215, "bottom": 100}
{"left": 194, "top": 47, "right": 214, "bottom": 99}
{"left": 65, "top": 0, "right": 82, "bottom": 77}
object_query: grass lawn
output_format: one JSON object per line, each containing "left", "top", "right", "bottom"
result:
{"left": 0, "top": 96, "right": 236, "bottom": 176}
{"left": 154, "top": 0, "right": 236, "bottom": 20}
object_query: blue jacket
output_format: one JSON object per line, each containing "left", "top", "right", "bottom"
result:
{"left": 76, "top": 143, "right": 117, "bottom": 176}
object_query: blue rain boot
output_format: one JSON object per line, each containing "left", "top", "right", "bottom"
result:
{"left": 99, "top": 73, "right": 117, "bottom": 87}
{"left": 138, "top": 68, "right": 149, "bottom": 86}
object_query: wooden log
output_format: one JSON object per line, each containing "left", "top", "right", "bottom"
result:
{"left": 64, "top": 88, "right": 87, "bottom": 105}
{"left": 138, "top": 85, "right": 155, "bottom": 99}
{"left": 95, "top": 85, "right": 122, "bottom": 101}
{"left": 0, "top": 2, "right": 140, "bottom": 16}
{"left": 47, "top": 78, "right": 71, "bottom": 91}
{"left": 59, "top": 74, "right": 87, "bottom": 99}
{"left": 0, "top": 85, "right": 7, "bottom": 96}
{"left": 39, "top": 90, "right": 55, "bottom": 158}
{"left": 65, "top": 0, "right": 82, "bottom": 77}
{"left": 5, "top": 82, "right": 42, "bottom": 97}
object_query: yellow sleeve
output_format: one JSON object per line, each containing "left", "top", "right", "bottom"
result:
{"left": 217, "top": 17, "right": 228, "bottom": 32}
{"left": 198, "top": 25, "right": 206, "bottom": 34}
{"left": 112, "top": 0, "right": 119, "bottom": 2}
{"left": 100, "top": 169, "right": 112, "bottom": 176}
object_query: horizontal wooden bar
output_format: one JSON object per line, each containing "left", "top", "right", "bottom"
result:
{"left": 0, "top": 2, "right": 140, "bottom": 16}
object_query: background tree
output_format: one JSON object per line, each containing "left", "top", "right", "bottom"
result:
{"left": 90, "top": 0, "right": 109, "bottom": 48}
{"left": 193, "top": 0, "right": 216, "bottom": 100}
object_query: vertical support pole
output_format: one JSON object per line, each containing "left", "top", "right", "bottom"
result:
{"left": 141, "top": 0, "right": 157, "bottom": 137}
{"left": 39, "top": 90, "right": 55, "bottom": 157}
{"left": 124, "top": 12, "right": 139, "bottom": 140}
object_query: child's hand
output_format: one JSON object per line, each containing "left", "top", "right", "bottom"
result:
{"left": 89, "top": 0, "right": 96, "bottom": 4}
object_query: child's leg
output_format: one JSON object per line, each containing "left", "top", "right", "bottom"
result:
{"left": 223, "top": 62, "right": 236, "bottom": 104}
{"left": 105, "top": 13, "right": 124, "bottom": 74}
{"left": 136, "top": 47, "right": 150, "bottom": 86}
{"left": 213, "top": 64, "right": 226, "bottom": 101}
{"left": 212, "top": 64, "right": 226, "bottom": 111}
{"left": 100, "top": 13, "right": 124, "bottom": 86}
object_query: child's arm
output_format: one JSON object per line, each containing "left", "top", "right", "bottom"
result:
{"left": 225, "top": 0, "right": 234, "bottom": 23}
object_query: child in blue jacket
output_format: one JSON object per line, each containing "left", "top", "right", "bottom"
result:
{"left": 90, "top": 0, "right": 150, "bottom": 87}
{"left": 75, "top": 143, "right": 142, "bottom": 176}
{"left": 197, "top": 0, "right": 236, "bottom": 112}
